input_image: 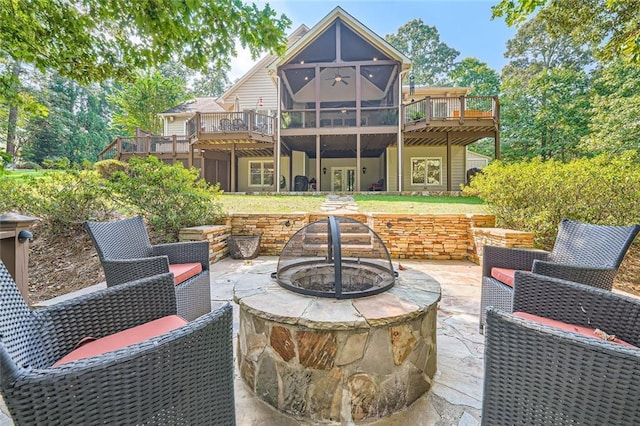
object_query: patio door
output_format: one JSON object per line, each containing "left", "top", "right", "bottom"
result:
{"left": 331, "top": 167, "right": 356, "bottom": 192}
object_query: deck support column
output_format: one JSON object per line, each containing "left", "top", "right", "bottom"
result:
{"left": 231, "top": 143, "right": 236, "bottom": 192}
{"left": 356, "top": 134, "right": 361, "bottom": 192}
{"left": 316, "top": 135, "right": 321, "bottom": 191}
{"left": 446, "top": 132, "right": 452, "bottom": 192}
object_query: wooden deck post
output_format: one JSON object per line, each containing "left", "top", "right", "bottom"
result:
{"left": 172, "top": 135, "right": 177, "bottom": 157}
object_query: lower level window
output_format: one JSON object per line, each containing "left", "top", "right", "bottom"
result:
{"left": 249, "top": 161, "right": 274, "bottom": 186}
{"left": 411, "top": 157, "right": 442, "bottom": 186}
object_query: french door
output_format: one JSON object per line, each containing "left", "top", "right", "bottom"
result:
{"left": 331, "top": 167, "right": 356, "bottom": 192}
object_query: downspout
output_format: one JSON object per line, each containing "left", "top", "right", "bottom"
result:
{"left": 397, "top": 69, "right": 409, "bottom": 192}
{"left": 276, "top": 74, "right": 282, "bottom": 193}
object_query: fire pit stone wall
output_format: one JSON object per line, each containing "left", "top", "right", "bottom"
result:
{"left": 235, "top": 266, "right": 441, "bottom": 423}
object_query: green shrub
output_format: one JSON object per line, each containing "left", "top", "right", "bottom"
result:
{"left": 0, "top": 176, "right": 30, "bottom": 214}
{"left": 94, "top": 159, "right": 129, "bottom": 179}
{"left": 24, "top": 170, "right": 115, "bottom": 234}
{"left": 15, "top": 161, "right": 41, "bottom": 170}
{"left": 463, "top": 151, "right": 640, "bottom": 248}
{"left": 109, "top": 156, "right": 223, "bottom": 241}
{"left": 42, "top": 157, "right": 71, "bottom": 170}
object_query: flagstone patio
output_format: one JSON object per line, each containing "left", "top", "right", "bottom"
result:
{"left": 0, "top": 257, "right": 485, "bottom": 425}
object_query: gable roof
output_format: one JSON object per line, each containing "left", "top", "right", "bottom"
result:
{"left": 270, "top": 7, "right": 411, "bottom": 71}
{"left": 217, "top": 25, "right": 311, "bottom": 106}
{"left": 160, "top": 97, "right": 225, "bottom": 115}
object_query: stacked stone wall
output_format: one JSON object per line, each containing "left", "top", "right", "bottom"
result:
{"left": 180, "top": 213, "right": 535, "bottom": 264}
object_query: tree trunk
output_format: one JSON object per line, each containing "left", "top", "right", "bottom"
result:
{"left": 6, "top": 61, "right": 22, "bottom": 156}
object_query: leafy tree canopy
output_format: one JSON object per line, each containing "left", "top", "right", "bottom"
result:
{"left": 109, "top": 69, "right": 189, "bottom": 135}
{"left": 0, "top": 0, "right": 291, "bottom": 101}
{"left": 451, "top": 57, "right": 500, "bottom": 96}
{"left": 385, "top": 19, "right": 459, "bottom": 86}
{"left": 492, "top": 0, "right": 640, "bottom": 64}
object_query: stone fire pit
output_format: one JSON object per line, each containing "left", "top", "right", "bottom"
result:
{"left": 234, "top": 266, "right": 441, "bottom": 423}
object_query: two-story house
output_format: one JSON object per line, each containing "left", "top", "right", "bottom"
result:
{"left": 101, "top": 7, "right": 499, "bottom": 193}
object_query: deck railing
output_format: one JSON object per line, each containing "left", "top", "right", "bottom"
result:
{"left": 99, "top": 135, "right": 190, "bottom": 160}
{"left": 404, "top": 96, "right": 498, "bottom": 123}
{"left": 186, "top": 110, "right": 276, "bottom": 138}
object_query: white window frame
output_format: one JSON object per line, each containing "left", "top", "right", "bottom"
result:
{"left": 248, "top": 160, "right": 274, "bottom": 187}
{"left": 410, "top": 157, "right": 442, "bottom": 186}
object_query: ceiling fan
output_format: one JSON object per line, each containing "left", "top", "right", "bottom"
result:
{"left": 326, "top": 69, "right": 350, "bottom": 86}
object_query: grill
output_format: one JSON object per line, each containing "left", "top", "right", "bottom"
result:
{"left": 272, "top": 216, "right": 396, "bottom": 299}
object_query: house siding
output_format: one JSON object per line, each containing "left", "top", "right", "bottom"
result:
{"left": 221, "top": 65, "right": 277, "bottom": 112}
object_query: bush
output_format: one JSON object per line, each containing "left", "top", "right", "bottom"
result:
{"left": 109, "top": 156, "right": 223, "bottom": 241}
{"left": 0, "top": 176, "right": 30, "bottom": 214}
{"left": 463, "top": 151, "right": 640, "bottom": 248}
{"left": 15, "top": 161, "right": 41, "bottom": 170}
{"left": 94, "top": 159, "right": 129, "bottom": 179}
{"left": 24, "top": 170, "right": 115, "bottom": 234}
{"left": 42, "top": 157, "right": 71, "bottom": 170}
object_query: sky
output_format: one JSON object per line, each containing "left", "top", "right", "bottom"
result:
{"left": 229, "top": 0, "right": 517, "bottom": 81}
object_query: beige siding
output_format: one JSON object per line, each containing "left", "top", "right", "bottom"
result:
{"left": 165, "top": 118, "right": 189, "bottom": 136}
{"left": 223, "top": 67, "right": 277, "bottom": 112}
{"left": 386, "top": 146, "right": 398, "bottom": 191}
{"left": 390, "top": 145, "right": 466, "bottom": 192}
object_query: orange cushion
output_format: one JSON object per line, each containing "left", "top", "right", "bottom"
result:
{"left": 491, "top": 267, "right": 517, "bottom": 287}
{"left": 514, "top": 312, "right": 635, "bottom": 347}
{"left": 53, "top": 315, "right": 188, "bottom": 366}
{"left": 169, "top": 262, "right": 203, "bottom": 285}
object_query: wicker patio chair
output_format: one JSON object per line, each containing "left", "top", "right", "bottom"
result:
{"left": 0, "top": 261, "right": 235, "bottom": 425}
{"left": 84, "top": 215, "right": 211, "bottom": 321}
{"left": 479, "top": 218, "right": 639, "bottom": 333}
{"left": 482, "top": 272, "right": 640, "bottom": 425}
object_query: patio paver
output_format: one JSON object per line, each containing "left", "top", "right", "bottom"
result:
{"left": 1, "top": 258, "right": 484, "bottom": 425}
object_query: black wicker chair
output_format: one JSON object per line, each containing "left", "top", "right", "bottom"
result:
{"left": 0, "top": 260, "right": 235, "bottom": 425}
{"left": 84, "top": 215, "right": 211, "bottom": 321}
{"left": 482, "top": 272, "right": 640, "bottom": 425}
{"left": 479, "top": 218, "right": 639, "bottom": 333}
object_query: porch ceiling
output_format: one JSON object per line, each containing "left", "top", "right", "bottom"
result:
{"left": 282, "top": 134, "right": 395, "bottom": 158}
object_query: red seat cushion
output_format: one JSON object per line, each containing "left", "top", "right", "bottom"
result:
{"left": 53, "top": 315, "right": 188, "bottom": 366}
{"left": 491, "top": 267, "right": 517, "bottom": 288}
{"left": 514, "top": 312, "right": 635, "bottom": 347}
{"left": 169, "top": 262, "right": 203, "bottom": 285}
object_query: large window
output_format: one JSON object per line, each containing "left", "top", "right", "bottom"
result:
{"left": 411, "top": 158, "right": 442, "bottom": 186}
{"left": 249, "top": 161, "right": 274, "bottom": 187}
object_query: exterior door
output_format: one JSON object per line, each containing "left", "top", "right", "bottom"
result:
{"left": 331, "top": 167, "right": 356, "bottom": 192}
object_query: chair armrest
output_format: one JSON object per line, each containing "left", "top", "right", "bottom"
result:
{"left": 482, "top": 245, "right": 549, "bottom": 277}
{"left": 102, "top": 256, "right": 170, "bottom": 286}
{"left": 512, "top": 271, "right": 640, "bottom": 346}
{"left": 8, "top": 304, "right": 235, "bottom": 424}
{"left": 152, "top": 241, "right": 210, "bottom": 270}
{"left": 33, "top": 273, "right": 177, "bottom": 364}
{"left": 531, "top": 260, "right": 617, "bottom": 290}
{"left": 483, "top": 307, "right": 640, "bottom": 425}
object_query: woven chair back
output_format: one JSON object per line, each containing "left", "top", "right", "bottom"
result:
{"left": 84, "top": 216, "right": 153, "bottom": 261}
{"left": 549, "top": 219, "right": 639, "bottom": 268}
{"left": 0, "top": 261, "right": 47, "bottom": 378}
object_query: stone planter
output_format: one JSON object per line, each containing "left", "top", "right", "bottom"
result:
{"left": 227, "top": 235, "right": 261, "bottom": 259}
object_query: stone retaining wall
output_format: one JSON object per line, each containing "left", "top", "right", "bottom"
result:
{"left": 179, "top": 213, "right": 534, "bottom": 265}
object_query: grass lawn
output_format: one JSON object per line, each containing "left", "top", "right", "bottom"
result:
{"left": 219, "top": 195, "right": 326, "bottom": 213}
{"left": 354, "top": 194, "right": 487, "bottom": 214}
{"left": 5, "top": 169, "right": 48, "bottom": 179}
{"left": 218, "top": 194, "right": 487, "bottom": 214}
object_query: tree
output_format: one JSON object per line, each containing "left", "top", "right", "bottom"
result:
{"left": 110, "top": 69, "right": 189, "bottom": 135}
{"left": 192, "top": 66, "right": 232, "bottom": 97}
{"left": 22, "top": 74, "right": 114, "bottom": 165}
{"left": 450, "top": 57, "right": 500, "bottom": 96}
{"left": 492, "top": 0, "right": 640, "bottom": 64}
{"left": 499, "top": 15, "right": 593, "bottom": 161}
{"left": 581, "top": 59, "right": 640, "bottom": 154}
{"left": 0, "top": 0, "right": 291, "bottom": 98}
{"left": 385, "top": 19, "right": 459, "bottom": 86}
